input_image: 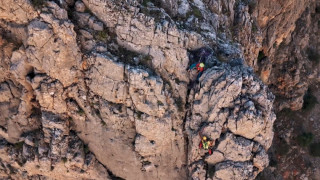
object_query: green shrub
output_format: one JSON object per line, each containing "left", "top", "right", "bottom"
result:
{"left": 192, "top": 7, "right": 202, "bottom": 19}
{"left": 296, "top": 132, "right": 314, "bottom": 147}
{"left": 302, "top": 90, "right": 318, "bottom": 112}
{"left": 186, "top": 5, "right": 203, "bottom": 20}
{"left": 309, "top": 143, "right": 320, "bottom": 157}
{"left": 137, "top": 111, "right": 143, "bottom": 120}
{"left": 95, "top": 30, "right": 108, "bottom": 43}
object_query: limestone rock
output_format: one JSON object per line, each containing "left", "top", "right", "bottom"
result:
{"left": 186, "top": 57, "right": 275, "bottom": 179}
{"left": 26, "top": 2, "right": 81, "bottom": 87}
{"left": 0, "top": 0, "right": 297, "bottom": 179}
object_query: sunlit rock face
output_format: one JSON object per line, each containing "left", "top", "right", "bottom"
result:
{"left": 3, "top": 0, "right": 319, "bottom": 179}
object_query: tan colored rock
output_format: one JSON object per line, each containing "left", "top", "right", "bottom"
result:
{"left": 26, "top": 2, "right": 81, "bottom": 87}
{"left": 216, "top": 133, "right": 254, "bottom": 162}
{"left": 0, "top": 0, "right": 287, "bottom": 179}
{"left": 187, "top": 58, "right": 275, "bottom": 179}
{"left": 213, "top": 161, "right": 255, "bottom": 180}
{"left": 32, "top": 76, "right": 68, "bottom": 114}
{"left": 0, "top": 0, "right": 38, "bottom": 24}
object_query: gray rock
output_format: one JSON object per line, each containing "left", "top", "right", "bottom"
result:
{"left": 75, "top": 1, "right": 86, "bottom": 12}
{"left": 186, "top": 60, "right": 275, "bottom": 180}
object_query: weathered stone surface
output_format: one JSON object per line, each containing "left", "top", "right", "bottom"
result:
{"left": 213, "top": 161, "right": 255, "bottom": 180}
{"left": 186, "top": 57, "right": 275, "bottom": 179}
{"left": 75, "top": 1, "right": 86, "bottom": 12}
{"left": 31, "top": 76, "right": 68, "bottom": 114}
{"left": 4, "top": 0, "right": 315, "bottom": 179}
{"left": 26, "top": 2, "right": 81, "bottom": 87}
{"left": 0, "top": 0, "right": 38, "bottom": 24}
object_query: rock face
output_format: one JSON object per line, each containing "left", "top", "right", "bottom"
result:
{"left": 186, "top": 58, "right": 275, "bottom": 179}
{"left": 0, "top": 0, "right": 318, "bottom": 179}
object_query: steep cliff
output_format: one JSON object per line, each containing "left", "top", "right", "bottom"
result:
{"left": 0, "top": 0, "right": 318, "bottom": 179}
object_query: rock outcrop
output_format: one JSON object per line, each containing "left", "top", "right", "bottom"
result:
{"left": 1, "top": 0, "right": 318, "bottom": 179}
{"left": 186, "top": 58, "right": 275, "bottom": 179}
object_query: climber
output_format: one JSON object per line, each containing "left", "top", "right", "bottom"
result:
{"left": 199, "top": 136, "right": 214, "bottom": 155}
{"left": 189, "top": 62, "right": 205, "bottom": 81}
{"left": 196, "top": 62, "right": 205, "bottom": 80}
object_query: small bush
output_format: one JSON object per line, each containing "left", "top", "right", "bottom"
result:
{"left": 95, "top": 30, "right": 108, "bottom": 43}
{"left": 186, "top": 5, "right": 203, "bottom": 20}
{"left": 192, "top": 7, "right": 202, "bottom": 19}
{"left": 296, "top": 132, "right": 314, "bottom": 147}
{"left": 302, "top": 90, "right": 318, "bottom": 112}
{"left": 306, "top": 48, "right": 320, "bottom": 64}
{"left": 309, "top": 142, "right": 320, "bottom": 157}
{"left": 137, "top": 111, "right": 143, "bottom": 120}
